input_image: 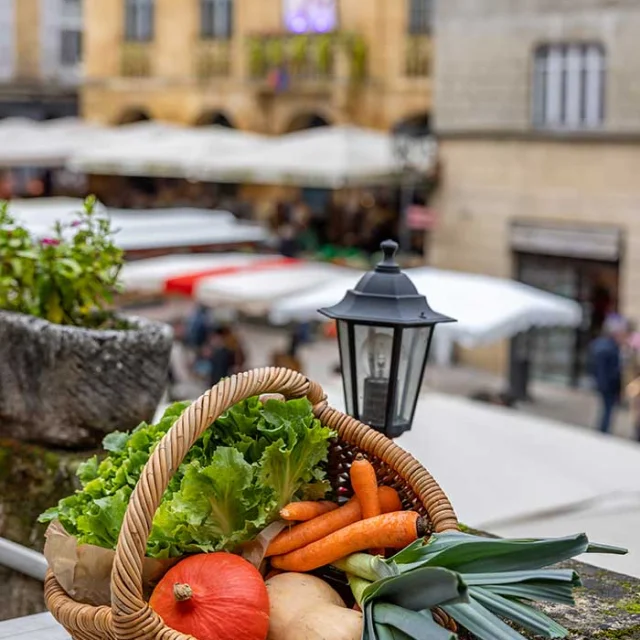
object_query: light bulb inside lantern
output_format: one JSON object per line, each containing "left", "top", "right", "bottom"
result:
{"left": 360, "top": 330, "right": 393, "bottom": 380}
{"left": 359, "top": 329, "right": 402, "bottom": 430}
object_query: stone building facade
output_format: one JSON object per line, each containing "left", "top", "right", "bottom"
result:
{"left": 431, "top": 0, "right": 640, "bottom": 385}
{"left": 82, "top": 0, "right": 431, "bottom": 133}
{"left": 0, "top": 0, "right": 82, "bottom": 119}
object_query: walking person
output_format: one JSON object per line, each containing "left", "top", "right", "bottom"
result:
{"left": 206, "top": 327, "right": 236, "bottom": 387}
{"left": 588, "top": 314, "right": 629, "bottom": 435}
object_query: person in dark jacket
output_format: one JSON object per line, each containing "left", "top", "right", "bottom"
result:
{"left": 207, "top": 327, "right": 235, "bottom": 387}
{"left": 589, "top": 315, "right": 629, "bottom": 434}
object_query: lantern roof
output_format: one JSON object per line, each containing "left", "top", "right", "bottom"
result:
{"left": 319, "top": 240, "right": 456, "bottom": 327}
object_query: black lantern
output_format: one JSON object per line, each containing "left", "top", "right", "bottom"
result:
{"left": 319, "top": 240, "right": 455, "bottom": 438}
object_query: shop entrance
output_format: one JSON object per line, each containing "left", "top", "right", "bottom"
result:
{"left": 514, "top": 253, "right": 620, "bottom": 388}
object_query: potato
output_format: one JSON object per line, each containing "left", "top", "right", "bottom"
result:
{"left": 266, "top": 573, "right": 346, "bottom": 640}
{"left": 283, "top": 604, "right": 363, "bottom": 640}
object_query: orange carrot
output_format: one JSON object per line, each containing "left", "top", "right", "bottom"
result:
{"left": 271, "top": 511, "right": 426, "bottom": 573}
{"left": 350, "top": 454, "right": 381, "bottom": 554}
{"left": 266, "top": 486, "right": 402, "bottom": 557}
{"left": 279, "top": 500, "right": 339, "bottom": 522}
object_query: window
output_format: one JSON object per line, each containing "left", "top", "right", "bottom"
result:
{"left": 60, "top": 29, "right": 82, "bottom": 66}
{"left": 408, "top": 0, "right": 432, "bottom": 35}
{"left": 125, "top": 0, "right": 154, "bottom": 42}
{"left": 533, "top": 43, "right": 605, "bottom": 129}
{"left": 200, "top": 0, "right": 233, "bottom": 39}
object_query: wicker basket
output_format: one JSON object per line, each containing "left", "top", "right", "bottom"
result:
{"left": 45, "top": 367, "right": 459, "bottom": 640}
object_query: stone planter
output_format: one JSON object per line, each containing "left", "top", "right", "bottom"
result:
{"left": 0, "top": 311, "right": 173, "bottom": 449}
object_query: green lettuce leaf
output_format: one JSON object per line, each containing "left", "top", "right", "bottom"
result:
{"left": 39, "top": 397, "right": 335, "bottom": 558}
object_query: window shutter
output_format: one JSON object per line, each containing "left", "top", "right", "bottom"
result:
{"left": 40, "top": 0, "right": 62, "bottom": 80}
{"left": 0, "top": 0, "right": 15, "bottom": 81}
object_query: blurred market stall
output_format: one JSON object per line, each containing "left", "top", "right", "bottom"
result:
{"left": 192, "top": 125, "right": 436, "bottom": 188}
{"left": 8, "top": 198, "right": 271, "bottom": 259}
{"left": 67, "top": 125, "right": 266, "bottom": 179}
{"left": 195, "top": 261, "right": 355, "bottom": 316}
{"left": 120, "top": 253, "right": 297, "bottom": 297}
{"left": 268, "top": 266, "right": 582, "bottom": 357}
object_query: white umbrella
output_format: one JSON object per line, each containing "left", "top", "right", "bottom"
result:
{"left": 193, "top": 125, "right": 437, "bottom": 187}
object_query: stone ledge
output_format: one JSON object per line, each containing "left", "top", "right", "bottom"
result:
{"left": 537, "top": 560, "right": 640, "bottom": 639}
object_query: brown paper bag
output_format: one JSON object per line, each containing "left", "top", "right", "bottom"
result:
{"left": 239, "top": 521, "right": 287, "bottom": 575}
{"left": 44, "top": 521, "right": 177, "bottom": 607}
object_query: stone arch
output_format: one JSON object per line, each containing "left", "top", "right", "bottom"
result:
{"left": 194, "top": 110, "right": 235, "bottom": 128}
{"left": 116, "top": 108, "right": 152, "bottom": 125}
{"left": 284, "top": 112, "right": 332, "bottom": 133}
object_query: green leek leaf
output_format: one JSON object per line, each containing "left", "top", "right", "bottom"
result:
{"left": 363, "top": 566, "right": 468, "bottom": 611}
{"left": 471, "top": 587, "right": 569, "bottom": 638}
{"left": 481, "top": 583, "right": 575, "bottom": 605}
{"left": 443, "top": 598, "right": 528, "bottom": 640}
{"left": 461, "top": 569, "right": 580, "bottom": 587}
{"left": 373, "top": 603, "right": 457, "bottom": 639}
{"left": 396, "top": 532, "right": 626, "bottom": 574}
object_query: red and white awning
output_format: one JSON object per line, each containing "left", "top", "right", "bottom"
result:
{"left": 194, "top": 261, "right": 357, "bottom": 316}
{"left": 120, "top": 253, "right": 299, "bottom": 297}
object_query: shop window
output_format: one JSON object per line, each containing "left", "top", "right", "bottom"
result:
{"left": 60, "top": 29, "right": 82, "bottom": 66}
{"left": 408, "top": 0, "right": 432, "bottom": 35}
{"left": 200, "top": 0, "right": 233, "bottom": 39}
{"left": 533, "top": 43, "right": 605, "bottom": 130}
{"left": 125, "top": 0, "right": 155, "bottom": 42}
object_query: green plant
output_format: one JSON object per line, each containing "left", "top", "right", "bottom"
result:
{"left": 345, "top": 34, "right": 367, "bottom": 81}
{"left": 247, "top": 37, "right": 267, "bottom": 77}
{"left": 265, "top": 37, "right": 285, "bottom": 68}
{"left": 290, "top": 35, "right": 309, "bottom": 73}
{"left": 316, "top": 35, "right": 334, "bottom": 76}
{"left": 335, "top": 531, "right": 628, "bottom": 639}
{"left": 0, "top": 195, "right": 124, "bottom": 328}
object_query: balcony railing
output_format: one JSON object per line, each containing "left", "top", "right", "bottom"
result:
{"left": 406, "top": 35, "right": 431, "bottom": 77}
{"left": 121, "top": 42, "right": 152, "bottom": 77}
{"left": 247, "top": 33, "right": 367, "bottom": 85}
{"left": 195, "top": 40, "right": 232, "bottom": 79}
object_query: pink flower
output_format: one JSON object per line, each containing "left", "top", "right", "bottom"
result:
{"left": 71, "top": 220, "right": 81, "bottom": 227}
{"left": 41, "top": 238, "right": 60, "bottom": 246}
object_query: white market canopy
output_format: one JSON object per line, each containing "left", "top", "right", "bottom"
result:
{"left": 0, "top": 118, "right": 110, "bottom": 168}
{"left": 268, "top": 266, "right": 583, "bottom": 353}
{"left": 195, "top": 261, "right": 356, "bottom": 315}
{"left": 67, "top": 124, "right": 266, "bottom": 178}
{"left": 8, "top": 198, "right": 270, "bottom": 253}
{"left": 120, "top": 253, "right": 293, "bottom": 296}
{"left": 192, "top": 125, "right": 437, "bottom": 188}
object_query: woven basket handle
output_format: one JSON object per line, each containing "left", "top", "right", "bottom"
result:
{"left": 111, "top": 367, "right": 325, "bottom": 639}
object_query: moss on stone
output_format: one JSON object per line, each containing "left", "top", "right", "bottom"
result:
{"left": 616, "top": 599, "right": 640, "bottom": 615}
{"left": 0, "top": 437, "right": 86, "bottom": 551}
{"left": 593, "top": 625, "right": 640, "bottom": 639}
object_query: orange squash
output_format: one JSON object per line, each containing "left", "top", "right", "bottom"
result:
{"left": 150, "top": 552, "right": 269, "bottom": 640}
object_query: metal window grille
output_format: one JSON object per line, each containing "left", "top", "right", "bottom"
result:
{"left": 533, "top": 43, "right": 605, "bottom": 129}
{"left": 125, "top": 0, "right": 154, "bottom": 42}
{"left": 200, "top": 0, "right": 233, "bottom": 39}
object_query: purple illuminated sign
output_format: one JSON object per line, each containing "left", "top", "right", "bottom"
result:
{"left": 283, "top": 0, "right": 337, "bottom": 33}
